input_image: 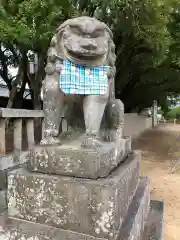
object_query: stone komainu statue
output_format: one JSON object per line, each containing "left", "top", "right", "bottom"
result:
{"left": 41, "top": 16, "right": 124, "bottom": 148}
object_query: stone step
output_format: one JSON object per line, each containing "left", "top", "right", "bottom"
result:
{"left": 0, "top": 176, "right": 150, "bottom": 240}
{"left": 0, "top": 217, "right": 104, "bottom": 240}
{"left": 28, "top": 136, "right": 132, "bottom": 178}
{"left": 7, "top": 151, "right": 140, "bottom": 240}
{"left": 143, "top": 200, "right": 164, "bottom": 240}
{"left": 118, "top": 177, "right": 150, "bottom": 240}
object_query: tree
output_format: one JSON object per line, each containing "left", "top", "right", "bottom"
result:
{"left": 0, "top": 0, "right": 180, "bottom": 112}
{"left": 71, "top": 0, "right": 180, "bottom": 112}
{"left": 0, "top": 0, "right": 74, "bottom": 109}
{"left": 112, "top": 0, "right": 178, "bottom": 112}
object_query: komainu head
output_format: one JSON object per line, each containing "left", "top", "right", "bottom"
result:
{"left": 48, "top": 16, "right": 116, "bottom": 67}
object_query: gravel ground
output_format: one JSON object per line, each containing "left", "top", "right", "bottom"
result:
{"left": 133, "top": 123, "right": 180, "bottom": 240}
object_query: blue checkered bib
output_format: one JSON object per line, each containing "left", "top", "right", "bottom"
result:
{"left": 59, "top": 60, "right": 109, "bottom": 95}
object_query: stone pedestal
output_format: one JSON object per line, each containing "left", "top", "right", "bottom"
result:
{"left": 0, "top": 177, "right": 150, "bottom": 240}
{"left": 28, "top": 136, "right": 131, "bottom": 178}
{"left": 0, "top": 138, "right": 163, "bottom": 240}
{"left": 7, "top": 151, "right": 139, "bottom": 240}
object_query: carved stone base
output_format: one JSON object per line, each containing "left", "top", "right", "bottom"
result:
{"left": 28, "top": 136, "right": 131, "bottom": 178}
{"left": 0, "top": 177, "right": 151, "bottom": 240}
{"left": 7, "top": 152, "right": 139, "bottom": 240}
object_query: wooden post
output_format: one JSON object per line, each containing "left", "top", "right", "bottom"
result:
{"left": 13, "top": 119, "right": 23, "bottom": 151}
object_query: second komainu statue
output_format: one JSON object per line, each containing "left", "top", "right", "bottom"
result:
{"left": 41, "top": 16, "right": 124, "bottom": 148}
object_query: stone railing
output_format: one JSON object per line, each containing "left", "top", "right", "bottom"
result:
{"left": 0, "top": 108, "right": 44, "bottom": 213}
{"left": 0, "top": 108, "right": 69, "bottom": 155}
{"left": 0, "top": 108, "right": 44, "bottom": 154}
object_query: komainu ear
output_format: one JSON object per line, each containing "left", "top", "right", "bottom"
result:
{"left": 47, "top": 47, "right": 57, "bottom": 62}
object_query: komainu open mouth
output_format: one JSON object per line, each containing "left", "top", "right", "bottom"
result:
{"left": 66, "top": 49, "right": 106, "bottom": 61}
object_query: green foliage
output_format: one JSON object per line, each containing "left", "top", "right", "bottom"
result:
{"left": 0, "top": 0, "right": 76, "bottom": 108}
{"left": 0, "top": 0, "right": 180, "bottom": 111}
{"left": 0, "top": 0, "right": 74, "bottom": 51}
{"left": 111, "top": 0, "right": 179, "bottom": 111}
{"left": 167, "top": 106, "right": 180, "bottom": 119}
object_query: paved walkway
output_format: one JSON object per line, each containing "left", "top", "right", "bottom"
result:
{"left": 133, "top": 124, "right": 180, "bottom": 240}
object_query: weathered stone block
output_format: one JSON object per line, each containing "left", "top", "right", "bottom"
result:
{"left": 0, "top": 151, "right": 29, "bottom": 190}
{"left": 7, "top": 151, "right": 140, "bottom": 240}
{"left": 28, "top": 137, "right": 131, "bottom": 178}
{"left": 0, "top": 217, "right": 104, "bottom": 240}
{"left": 143, "top": 200, "right": 164, "bottom": 240}
{"left": 119, "top": 177, "right": 150, "bottom": 240}
{"left": 0, "top": 176, "right": 150, "bottom": 240}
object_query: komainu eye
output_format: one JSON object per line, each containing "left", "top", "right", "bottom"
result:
{"left": 71, "top": 27, "right": 81, "bottom": 35}
{"left": 93, "top": 30, "right": 104, "bottom": 38}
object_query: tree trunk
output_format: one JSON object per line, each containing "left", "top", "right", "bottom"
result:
{"left": 13, "top": 78, "right": 27, "bottom": 108}
{"left": 0, "top": 43, "right": 12, "bottom": 91}
{"left": 6, "top": 67, "right": 23, "bottom": 108}
{"left": 6, "top": 51, "right": 27, "bottom": 108}
{"left": 28, "top": 53, "right": 45, "bottom": 143}
{"left": 27, "top": 78, "right": 34, "bottom": 104}
{"left": 28, "top": 53, "right": 45, "bottom": 110}
{"left": 34, "top": 54, "right": 45, "bottom": 110}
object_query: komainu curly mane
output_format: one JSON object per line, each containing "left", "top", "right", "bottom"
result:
{"left": 41, "top": 16, "right": 124, "bottom": 147}
{"left": 46, "top": 16, "right": 116, "bottom": 97}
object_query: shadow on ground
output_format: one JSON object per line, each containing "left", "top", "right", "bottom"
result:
{"left": 132, "top": 124, "right": 180, "bottom": 162}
